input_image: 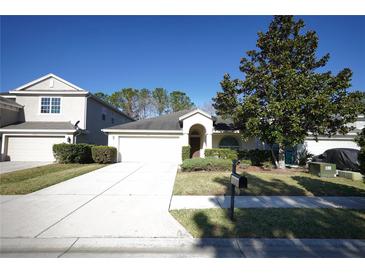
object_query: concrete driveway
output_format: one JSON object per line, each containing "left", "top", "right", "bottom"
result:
{"left": 0, "top": 161, "right": 52, "bottom": 174}
{"left": 0, "top": 162, "right": 189, "bottom": 239}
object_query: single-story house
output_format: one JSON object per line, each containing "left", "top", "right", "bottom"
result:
{"left": 102, "top": 108, "right": 363, "bottom": 163}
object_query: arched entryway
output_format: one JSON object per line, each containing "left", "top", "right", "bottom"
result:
{"left": 189, "top": 124, "right": 206, "bottom": 158}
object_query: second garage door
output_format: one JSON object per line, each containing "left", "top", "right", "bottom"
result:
{"left": 118, "top": 136, "right": 181, "bottom": 163}
{"left": 6, "top": 136, "right": 65, "bottom": 161}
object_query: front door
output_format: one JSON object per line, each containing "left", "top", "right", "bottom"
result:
{"left": 190, "top": 137, "right": 200, "bottom": 158}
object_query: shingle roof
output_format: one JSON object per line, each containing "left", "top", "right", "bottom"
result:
{"left": 213, "top": 116, "right": 238, "bottom": 130}
{"left": 0, "top": 121, "right": 76, "bottom": 130}
{"left": 104, "top": 108, "right": 239, "bottom": 132}
{"left": 0, "top": 96, "right": 23, "bottom": 108}
{"left": 106, "top": 109, "right": 194, "bottom": 130}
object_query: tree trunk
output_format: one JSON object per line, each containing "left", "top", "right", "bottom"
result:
{"left": 278, "top": 144, "right": 286, "bottom": 169}
{"left": 271, "top": 145, "right": 286, "bottom": 169}
{"left": 270, "top": 148, "right": 279, "bottom": 168}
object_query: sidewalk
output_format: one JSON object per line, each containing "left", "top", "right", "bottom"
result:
{"left": 169, "top": 195, "right": 365, "bottom": 210}
{"left": 1, "top": 237, "right": 364, "bottom": 257}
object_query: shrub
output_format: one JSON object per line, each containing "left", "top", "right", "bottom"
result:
{"left": 182, "top": 145, "right": 191, "bottom": 161}
{"left": 53, "top": 143, "right": 93, "bottom": 164}
{"left": 355, "top": 128, "right": 365, "bottom": 175}
{"left": 92, "top": 146, "right": 117, "bottom": 164}
{"left": 238, "top": 150, "right": 249, "bottom": 160}
{"left": 297, "top": 147, "right": 314, "bottom": 166}
{"left": 180, "top": 158, "right": 231, "bottom": 172}
{"left": 248, "top": 149, "right": 272, "bottom": 166}
{"left": 204, "top": 148, "right": 238, "bottom": 160}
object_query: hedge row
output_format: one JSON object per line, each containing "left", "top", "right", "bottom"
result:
{"left": 204, "top": 148, "right": 238, "bottom": 160}
{"left": 180, "top": 158, "right": 231, "bottom": 172}
{"left": 237, "top": 149, "right": 272, "bottom": 166}
{"left": 182, "top": 145, "right": 191, "bottom": 161}
{"left": 53, "top": 143, "right": 117, "bottom": 164}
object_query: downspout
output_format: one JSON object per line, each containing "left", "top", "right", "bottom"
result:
{"left": 74, "top": 93, "right": 91, "bottom": 144}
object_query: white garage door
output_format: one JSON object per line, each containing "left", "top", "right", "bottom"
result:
{"left": 7, "top": 136, "right": 65, "bottom": 161}
{"left": 118, "top": 136, "right": 181, "bottom": 163}
{"left": 305, "top": 139, "right": 360, "bottom": 156}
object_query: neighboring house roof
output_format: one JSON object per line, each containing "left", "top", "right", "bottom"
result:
{"left": 0, "top": 121, "right": 76, "bottom": 131}
{"left": 105, "top": 109, "right": 194, "bottom": 131}
{"left": 0, "top": 96, "right": 23, "bottom": 109}
{"left": 103, "top": 108, "right": 238, "bottom": 132}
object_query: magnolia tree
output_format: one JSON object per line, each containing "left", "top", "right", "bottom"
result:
{"left": 213, "top": 16, "right": 364, "bottom": 168}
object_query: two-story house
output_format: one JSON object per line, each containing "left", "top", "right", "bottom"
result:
{"left": 0, "top": 73, "right": 133, "bottom": 161}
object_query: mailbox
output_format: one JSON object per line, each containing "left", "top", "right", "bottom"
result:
{"left": 230, "top": 173, "right": 247, "bottom": 189}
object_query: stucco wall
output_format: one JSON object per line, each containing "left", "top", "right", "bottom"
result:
{"left": 15, "top": 94, "right": 87, "bottom": 128}
{"left": 304, "top": 138, "right": 360, "bottom": 156}
{"left": 26, "top": 77, "right": 77, "bottom": 91}
{"left": 83, "top": 97, "right": 133, "bottom": 145}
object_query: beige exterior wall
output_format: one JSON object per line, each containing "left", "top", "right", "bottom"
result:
{"left": 15, "top": 94, "right": 87, "bottom": 128}
{"left": 25, "top": 77, "right": 77, "bottom": 91}
{"left": 82, "top": 97, "right": 133, "bottom": 145}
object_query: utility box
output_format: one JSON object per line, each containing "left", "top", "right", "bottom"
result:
{"left": 337, "top": 170, "right": 363, "bottom": 181}
{"left": 308, "top": 162, "right": 336, "bottom": 178}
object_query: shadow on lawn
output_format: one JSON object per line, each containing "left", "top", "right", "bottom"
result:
{"left": 293, "top": 176, "right": 365, "bottom": 197}
{"left": 212, "top": 172, "right": 365, "bottom": 197}
{"left": 190, "top": 208, "right": 365, "bottom": 257}
{"left": 213, "top": 173, "right": 307, "bottom": 196}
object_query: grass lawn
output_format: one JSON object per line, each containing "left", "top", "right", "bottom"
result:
{"left": 0, "top": 163, "right": 106, "bottom": 194}
{"left": 173, "top": 171, "right": 365, "bottom": 196}
{"left": 170, "top": 208, "right": 365, "bottom": 239}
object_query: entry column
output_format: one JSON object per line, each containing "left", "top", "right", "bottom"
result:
{"left": 206, "top": 133, "right": 212, "bottom": 149}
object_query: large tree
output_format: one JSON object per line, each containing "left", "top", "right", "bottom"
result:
{"left": 137, "top": 88, "right": 152, "bottom": 119}
{"left": 213, "top": 16, "right": 364, "bottom": 168}
{"left": 110, "top": 88, "right": 139, "bottom": 119}
{"left": 169, "top": 91, "right": 195, "bottom": 112}
{"left": 152, "top": 88, "right": 169, "bottom": 115}
{"left": 94, "top": 92, "right": 111, "bottom": 103}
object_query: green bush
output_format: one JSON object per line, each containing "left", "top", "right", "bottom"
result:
{"left": 92, "top": 146, "right": 117, "bottom": 164}
{"left": 182, "top": 145, "right": 191, "bottom": 161}
{"left": 355, "top": 128, "right": 365, "bottom": 175}
{"left": 180, "top": 158, "right": 231, "bottom": 172}
{"left": 297, "top": 147, "right": 314, "bottom": 166}
{"left": 204, "top": 148, "right": 238, "bottom": 160}
{"left": 238, "top": 150, "right": 249, "bottom": 160}
{"left": 248, "top": 149, "right": 272, "bottom": 166}
{"left": 53, "top": 143, "right": 93, "bottom": 164}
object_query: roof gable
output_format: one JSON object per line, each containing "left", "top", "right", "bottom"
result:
{"left": 15, "top": 73, "right": 84, "bottom": 91}
{"left": 178, "top": 109, "right": 212, "bottom": 121}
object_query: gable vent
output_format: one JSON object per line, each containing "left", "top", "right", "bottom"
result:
{"left": 50, "top": 79, "right": 54, "bottom": 88}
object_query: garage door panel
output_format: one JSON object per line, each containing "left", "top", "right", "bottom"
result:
{"left": 7, "top": 136, "right": 65, "bottom": 161}
{"left": 119, "top": 136, "right": 181, "bottom": 163}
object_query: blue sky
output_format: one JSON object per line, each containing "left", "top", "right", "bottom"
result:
{"left": 1, "top": 16, "right": 364, "bottom": 106}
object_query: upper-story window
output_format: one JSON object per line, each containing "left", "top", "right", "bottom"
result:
{"left": 101, "top": 107, "right": 107, "bottom": 121}
{"left": 40, "top": 97, "right": 61, "bottom": 114}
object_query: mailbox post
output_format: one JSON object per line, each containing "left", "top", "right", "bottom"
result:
{"left": 229, "top": 159, "right": 248, "bottom": 221}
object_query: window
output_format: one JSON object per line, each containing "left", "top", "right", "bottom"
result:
{"left": 40, "top": 97, "right": 61, "bottom": 114}
{"left": 219, "top": 136, "right": 239, "bottom": 150}
{"left": 101, "top": 107, "right": 107, "bottom": 121}
{"left": 111, "top": 117, "right": 115, "bottom": 124}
